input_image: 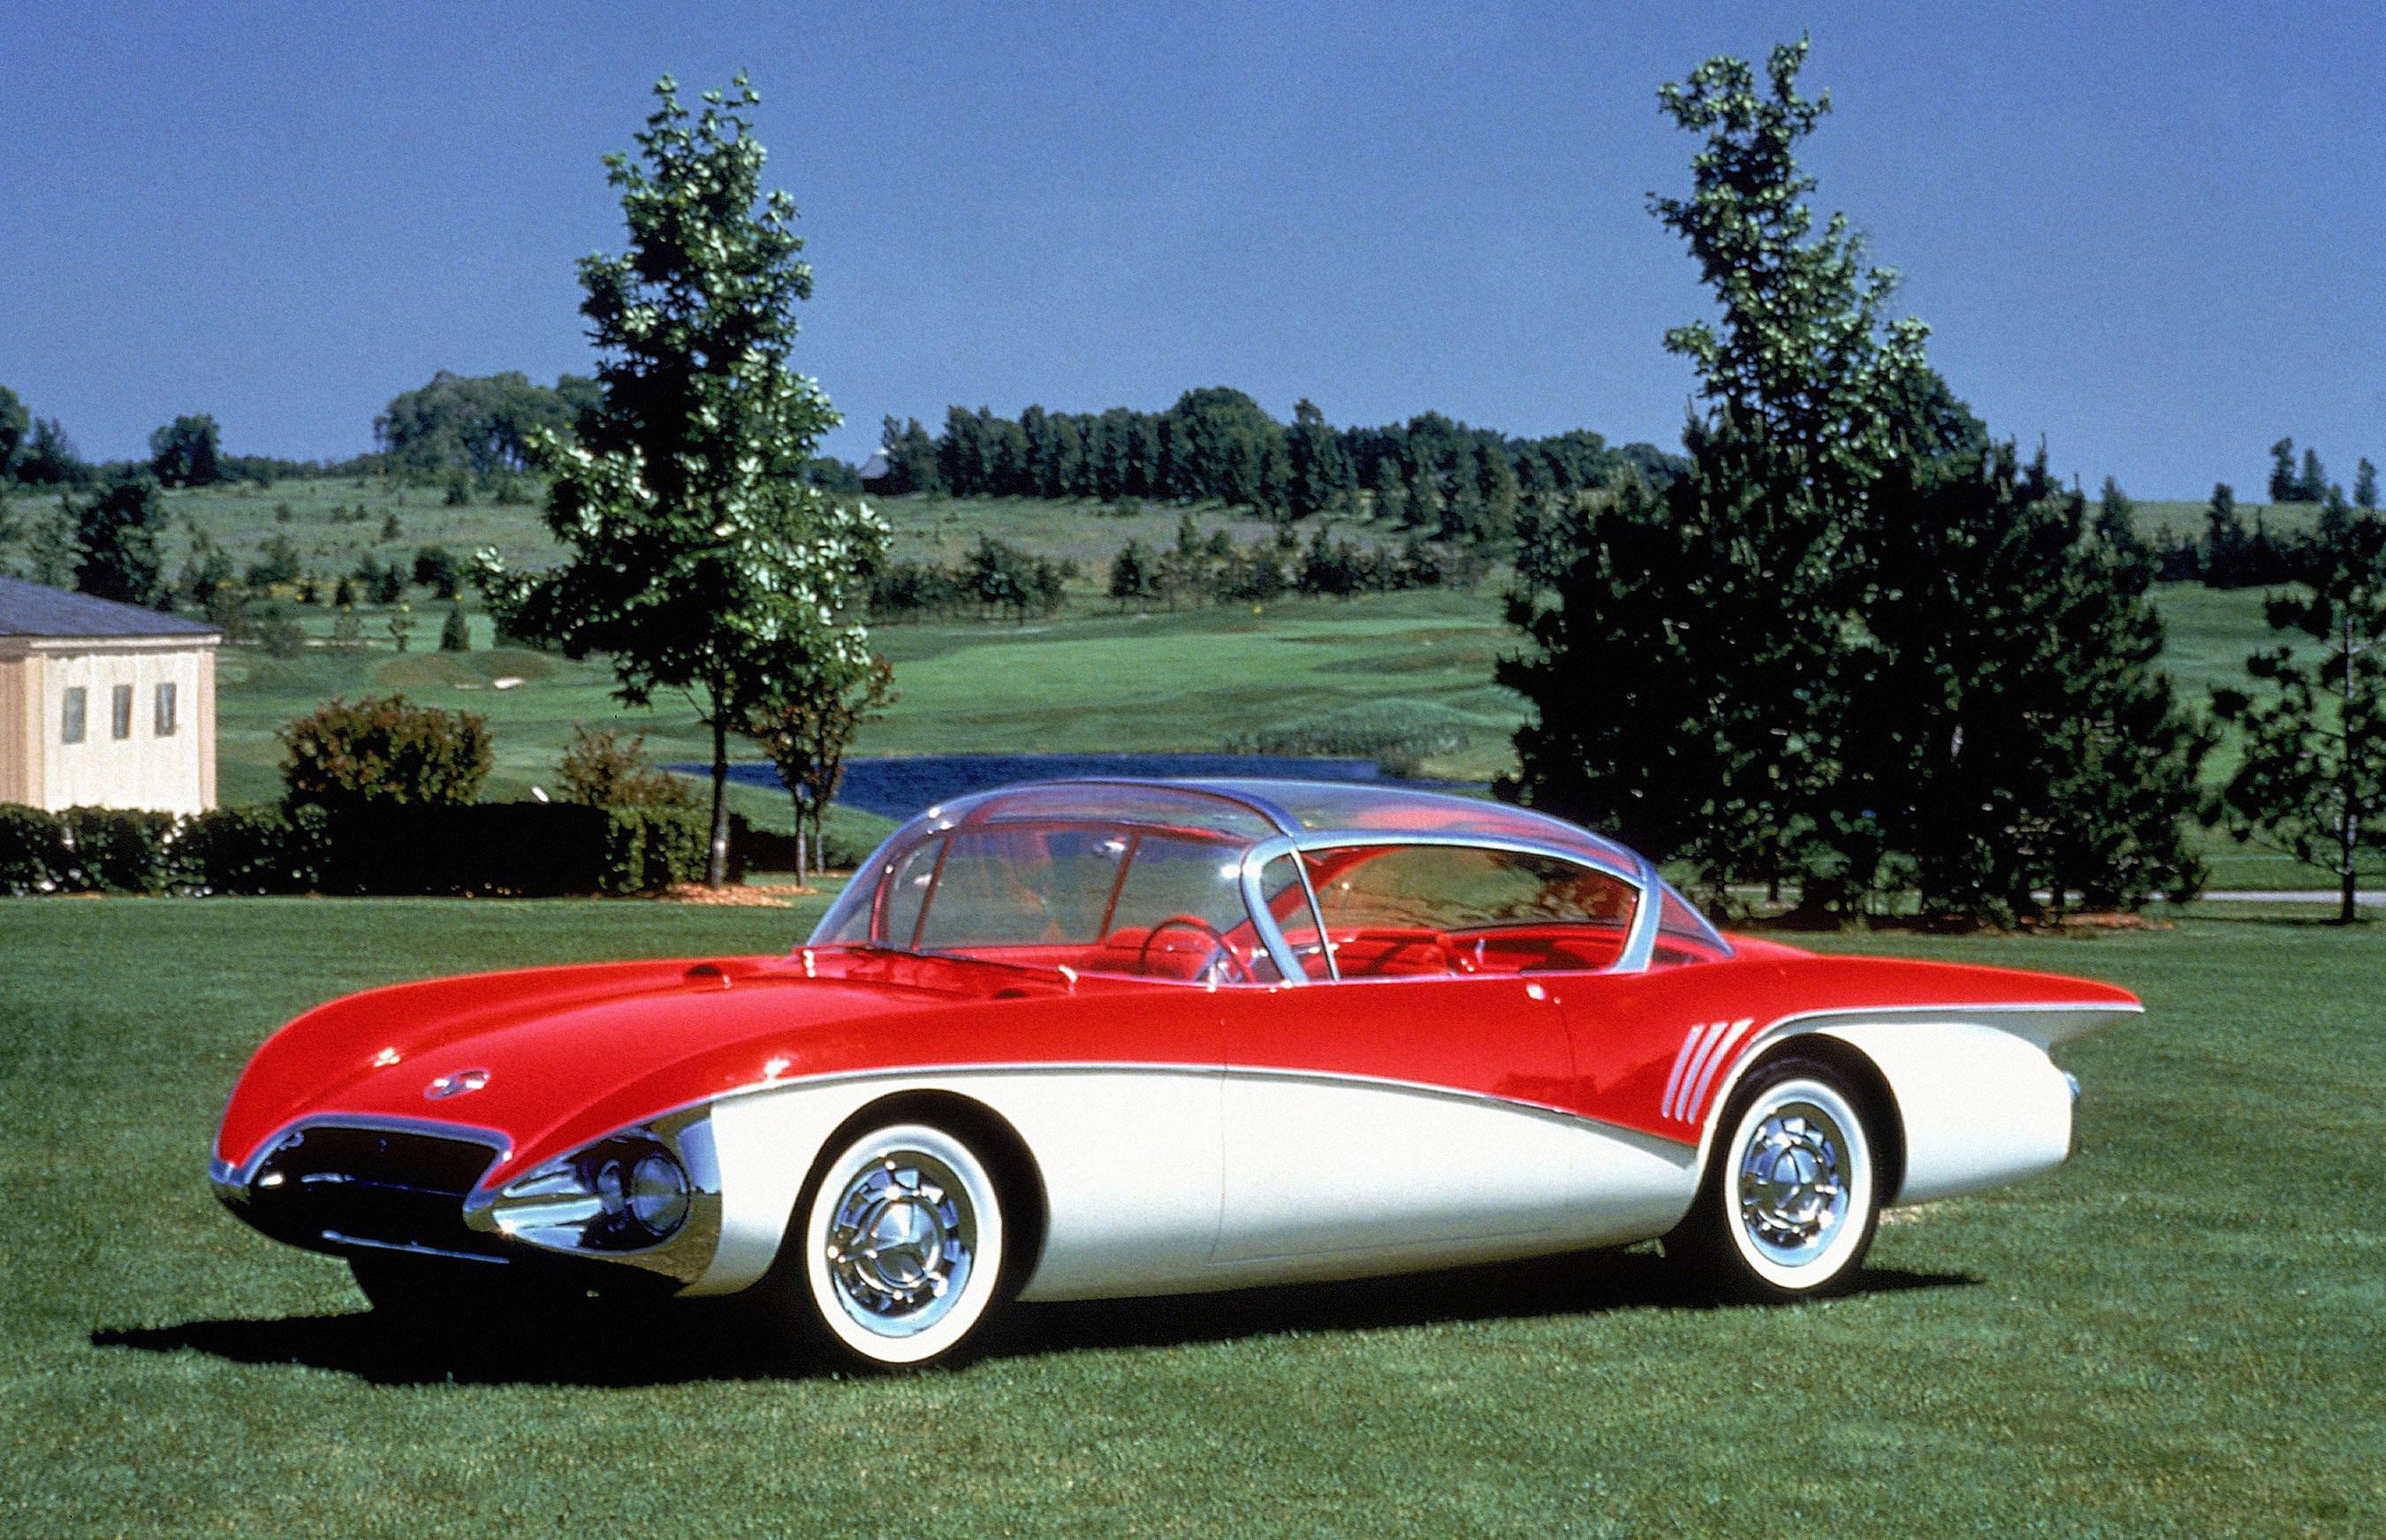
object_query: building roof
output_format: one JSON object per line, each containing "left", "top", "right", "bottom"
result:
{"left": 0, "top": 576, "right": 222, "bottom": 641}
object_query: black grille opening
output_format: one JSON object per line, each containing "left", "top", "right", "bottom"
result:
{"left": 247, "top": 1126, "right": 505, "bottom": 1260}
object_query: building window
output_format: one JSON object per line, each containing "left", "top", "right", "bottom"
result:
{"left": 111, "top": 684, "right": 135, "bottom": 740}
{"left": 156, "top": 682, "right": 179, "bottom": 738}
{"left": 61, "top": 687, "right": 87, "bottom": 744}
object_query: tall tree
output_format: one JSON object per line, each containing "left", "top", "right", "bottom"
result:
{"left": 2269, "top": 436, "right": 2299, "bottom": 503}
{"left": 478, "top": 74, "right": 887, "bottom": 885}
{"left": 2209, "top": 504, "right": 2386, "bottom": 922}
{"left": 2093, "top": 475, "right": 2150, "bottom": 570}
{"left": 1850, "top": 444, "right": 2207, "bottom": 920}
{"left": 1285, "top": 398, "right": 1349, "bottom": 520}
{"left": 148, "top": 413, "right": 224, "bottom": 487}
{"left": 0, "top": 385, "right": 27, "bottom": 481}
{"left": 2355, "top": 457, "right": 2379, "bottom": 512}
{"left": 1510, "top": 35, "right": 1929, "bottom": 895}
{"left": 2299, "top": 446, "right": 2331, "bottom": 504}
{"left": 71, "top": 470, "right": 171, "bottom": 607}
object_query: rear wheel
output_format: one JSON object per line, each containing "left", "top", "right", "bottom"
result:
{"left": 775, "top": 1121, "right": 1012, "bottom": 1370}
{"left": 1664, "top": 1057, "right": 1881, "bottom": 1301}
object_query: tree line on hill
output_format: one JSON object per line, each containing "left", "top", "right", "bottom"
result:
{"left": 870, "top": 392, "right": 1685, "bottom": 545}
{"left": 2131, "top": 462, "right": 2382, "bottom": 587}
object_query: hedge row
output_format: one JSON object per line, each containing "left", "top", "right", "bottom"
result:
{"left": 0, "top": 802, "right": 732, "bottom": 898}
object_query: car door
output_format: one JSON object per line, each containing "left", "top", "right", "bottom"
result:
{"left": 1212, "top": 844, "right": 1583, "bottom": 1263}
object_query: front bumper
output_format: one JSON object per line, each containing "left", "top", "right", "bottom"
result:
{"left": 213, "top": 1110, "right": 724, "bottom": 1288}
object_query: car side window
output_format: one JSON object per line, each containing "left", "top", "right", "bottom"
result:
{"left": 1303, "top": 845, "right": 1639, "bottom": 975}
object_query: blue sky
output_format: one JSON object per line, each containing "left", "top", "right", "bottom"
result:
{"left": 3, "top": 0, "right": 2377, "bottom": 497}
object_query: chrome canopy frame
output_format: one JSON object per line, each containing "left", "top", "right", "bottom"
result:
{"left": 817, "top": 778, "right": 1685, "bottom": 986}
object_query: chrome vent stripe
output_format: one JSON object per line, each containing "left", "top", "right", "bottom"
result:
{"left": 1665, "top": 1020, "right": 1734, "bottom": 1121}
{"left": 1678, "top": 1017, "right": 1755, "bottom": 1124}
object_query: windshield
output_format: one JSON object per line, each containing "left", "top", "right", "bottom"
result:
{"left": 815, "top": 805, "right": 1280, "bottom": 982}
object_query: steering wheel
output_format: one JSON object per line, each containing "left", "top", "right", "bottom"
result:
{"left": 1136, "top": 914, "right": 1251, "bottom": 983}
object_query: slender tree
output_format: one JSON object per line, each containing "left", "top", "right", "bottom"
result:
{"left": 1514, "top": 35, "right": 1929, "bottom": 897}
{"left": 478, "top": 74, "right": 887, "bottom": 884}
{"left": 0, "top": 385, "right": 27, "bottom": 481}
{"left": 2269, "top": 436, "right": 2299, "bottom": 503}
{"left": 2209, "top": 505, "right": 2386, "bottom": 922}
{"left": 743, "top": 655, "right": 895, "bottom": 884}
{"left": 2297, "top": 446, "right": 2329, "bottom": 504}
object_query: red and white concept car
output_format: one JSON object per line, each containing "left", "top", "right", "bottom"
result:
{"left": 211, "top": 779, "right": 2136, "bottom": 1368}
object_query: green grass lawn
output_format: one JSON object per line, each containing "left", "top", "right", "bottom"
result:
{"left": 1, "top": 898, "right": 2378, "bottom": 1536}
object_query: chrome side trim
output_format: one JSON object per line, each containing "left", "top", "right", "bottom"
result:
{"left": 697, "top": 1056, "right": 1692, "bottom": 1158}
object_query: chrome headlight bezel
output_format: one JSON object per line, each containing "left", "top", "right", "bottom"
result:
{"left": 463, "top": 1109, "right": 723, "bottom": 1285}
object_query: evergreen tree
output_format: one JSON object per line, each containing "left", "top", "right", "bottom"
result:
{"left": 2209, "top": 504, "right": 2386, "bottom": 922}
{"left": 477, "top": 74, "right": 888, "bottom": 884}
{"left": 2355, "top": 458, "right": 2378, "bottom": 512}
{"left": 0, "top": 384, "right": 26, "bottom": 481}
{"left": 2093, "top": 475, "right": 2150, "bottom": 569}
{"left": 438, "top": 601, "right": 473, "bottom": 652}
{"left": 2203, "top": 482, "right": 2250, "bottom": 584}
{"left": 1108, "top": 539, "right": 1156, "bottom": 609}
{"left": 1369, "top": 456, "right": 1410, "bottom": 524}
{"left": 1286, "top": 398, "right": 1350, "bottom": 520}
{"left": 1850, "top": 444, "right": 2207, "bottom": 919}
{"left": 2299, "top": 446, "right": 2330, "bottom": 503}
{"left": 2269, "top": 437, "right": 2299, "bottom": 503}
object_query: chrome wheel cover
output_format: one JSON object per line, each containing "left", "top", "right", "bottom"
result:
{"left": 824, "top": 1150, "right": 977, "bottom": 1339}
{"left": 1735, "top": 1100, "right": 1852, "bottom": 1269}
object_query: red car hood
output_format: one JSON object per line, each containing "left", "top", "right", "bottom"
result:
{"left": 213, "top": 950, "right": 1099, "bottom": 1185}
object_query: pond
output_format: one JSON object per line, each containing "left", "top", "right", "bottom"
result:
{"left": 685, "top": 753, "right": 1483, "bottom": 822}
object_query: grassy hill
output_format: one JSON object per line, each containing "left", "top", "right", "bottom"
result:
{"left": 2, "top": 477, "right": 2338, "bottom": 891}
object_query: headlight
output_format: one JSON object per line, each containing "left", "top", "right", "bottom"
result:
{"left": 627, "top": 1152, "right": 690, "bottom": 1236}
{"left": 491, "top": 1134, "right": 692, "bottom": 1250}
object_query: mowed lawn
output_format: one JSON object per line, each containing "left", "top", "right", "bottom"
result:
{"left": 1, "top": 899, "right": 2379, "bottom": 1536}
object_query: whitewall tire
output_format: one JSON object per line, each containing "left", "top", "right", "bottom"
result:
{"left": 792, "top": 1122, "right": 1009, "bottom": 1369}
{"left": 1666, "top": 1058, "right": 1882, "bottom": 1301}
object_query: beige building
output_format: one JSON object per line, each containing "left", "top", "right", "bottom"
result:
{"left": 0, "top": 577, "right": 222, "bottom": 816}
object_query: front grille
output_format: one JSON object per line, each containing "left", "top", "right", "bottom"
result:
{"left": 246, "top": 1125, "right": 505, "bottom": 1260}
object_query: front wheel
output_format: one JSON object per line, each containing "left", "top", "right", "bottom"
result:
{"left": 781, "top": 1121, "right": 1012, "bottom": 1370}
{"left": 1664, "top": 1057, "right": 1882, "bottom": 1301}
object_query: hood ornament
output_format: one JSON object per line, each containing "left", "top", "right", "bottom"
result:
{"left": 425, "top": 1068, "right": 491, "bottom": 1100}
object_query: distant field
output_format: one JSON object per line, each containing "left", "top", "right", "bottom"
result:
{"left": 4, "top": 477, "right": 2352, "bottom": 892}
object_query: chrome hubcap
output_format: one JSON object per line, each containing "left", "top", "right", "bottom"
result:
{"left": 1736, "top": 1101, "right": 1851, "bottom": 1267}
{"left": 824, "top": 1153, "right": 976, "bottom": 1337}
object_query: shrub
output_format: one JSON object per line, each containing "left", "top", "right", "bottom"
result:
{"left": 0, "top": 805, "right": 71, "bottom": 895}
{"left": 315, "top": 802, "right": 710, "bottom": 895}
{"left": 438, "top": 602, "right": 472, "bottom": 652}
{"left": 556, "top": 724, "right": 694, "bottom": 809}
{"left": 57, "top": 807, "right": 177, "bottom": 892}
{"left": 278, "top": 694, "right": 494, "bottom": 815}
{"left": 176, "top": 804, "right": 328, "bottom": 894}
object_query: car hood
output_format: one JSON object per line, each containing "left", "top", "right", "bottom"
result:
{"left": 213, "top": 949, "right": 1095, "bottom": 1185}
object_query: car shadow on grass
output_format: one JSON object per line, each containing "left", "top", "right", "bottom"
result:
{"left": 91, "top": 1250, "right": 1973, "bottom": 1388}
